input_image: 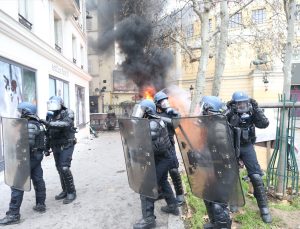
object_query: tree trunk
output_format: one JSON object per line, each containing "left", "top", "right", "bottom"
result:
{"left": 190, "top": 3, "right": 211, "bottom": 113}
{"left": 212, "top": 0, "right": 229, "bottom": 96}
{"left": 276, "top": 0, "right": 295, "bottom": 195}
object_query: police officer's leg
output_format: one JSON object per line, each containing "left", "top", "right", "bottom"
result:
{"left": 203, "top": 200, "right": 231, "bottom": 229}
{"left": 53, "top": 147, "right": 67, "bottom": 200}
{"left": 59, "top": 146, "right": 76, "bottom": 204}
{"left": 0, "top": 188, "right": 23, "bottom": 225}
{"left": 168, "top": 146, "right": 185, "bottom": 205}
{"left": 31, "top": 153, "right": 46, "bottom": 212}
{"left": 240, "top": 143, "right": 272, "bottom": 223}
{"left": 158, "top": 158, "right": 179, "bottom": 215}
{"left": 133, "top": 195, "right": 156, "bottom": 229}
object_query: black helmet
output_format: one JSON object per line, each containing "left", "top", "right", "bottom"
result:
{"left": 17, "top": 102, "right": 37, "bottom": 117}
{"left": 47, "top": 96, "right": 64, "bottom": 111}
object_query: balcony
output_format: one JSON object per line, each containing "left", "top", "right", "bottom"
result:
{"left": 54, "top": 0, "right": 80, "bottom": 17}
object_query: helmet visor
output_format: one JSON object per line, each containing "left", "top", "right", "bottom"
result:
{"left": 47, "top": 100, "right": 62, "bottom": 111}
{"left": 236, "top": 101, "right": 249, "bottom": 113}
{"left": 131, "top": 104, "right": 145, "bottom": 118}
{"left": 159, "top": 99, "right": 170, "bottom": 109}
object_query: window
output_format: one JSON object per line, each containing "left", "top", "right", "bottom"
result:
{"left": 209, "top": 19, "right": 212, "bottom": 31}
{"left": 252, "top": 9, "right": 266, "bottom": 24}
{"left": 0, "top": 58, "right": 36, "bottom": 118}
{"left": 80, "top": 45, "right": 84, "bottom": 69}
{"left": 75, "top": 85, "right": 85, "bottom": 126}
{"left": 54, "top": 12, "right": 62, "bottom": 52}
{"left": 49, "top": 77, "right": 69, "bottom": 108}
{"left": 186, "top": 24, "right": 194, "bottom": 38}
{"left": 18, "top": 0, "right": 32, "bottom": 30}
{"left": 296, "top": 4, "right": 300, "bottom": 21}
{"left": 229, "top": 13, "right": 242, "bottom": 28}
{"left": 72, "top": 35, "right": 77, "bottom": 64}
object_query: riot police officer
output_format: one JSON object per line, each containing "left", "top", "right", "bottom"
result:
{"left": 0, "top": 102, "right": 46, "bottom": 225}
{"left": 153, "top": 91, "right": 184, "bottom": 205}
{"left": 198, "top": 96, "right": 232, "bottom": 229}
{"left": 132, "top": 99, "right": 179, "bottom": 229}
{"left": 226, "top": 91, "right": 272, "bottom": 223}
{"left": 46, "top": 96, "right": 77, "bottom": 204}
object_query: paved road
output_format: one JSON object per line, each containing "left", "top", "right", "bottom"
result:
{"left": 0, "top": 132, "right": 184, "bottom": 229}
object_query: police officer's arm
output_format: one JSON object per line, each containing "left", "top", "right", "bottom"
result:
{"left": 49, "top": 109, "right": 74, "bottom": 128}
{"left": 28, "top": 122, "right": 40, "bottom": 148}
{"left": 250, "top": 99, "right": 269, "bottom": 129}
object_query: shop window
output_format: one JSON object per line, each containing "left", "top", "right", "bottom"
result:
{"left": 0, "top": 58, "right": 36, "bottom": 118}
{"left": 75, "top": 85, "right": 85, "bottom": 126}
{"left": 49, "top": 77, "right": 69, "bottom": 108}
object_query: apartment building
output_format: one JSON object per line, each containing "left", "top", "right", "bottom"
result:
{"left": 0, "top": 0, "right": 92, "bottom": 170}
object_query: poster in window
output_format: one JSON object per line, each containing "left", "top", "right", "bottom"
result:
{"left": 76, "top": 85, "right": 85, "bottom": 126}
{"left": 113, "top": 70, "right": 136, "bottom": 92}
{"left": 0, "top": 61, "right": 22, "bottom": 117}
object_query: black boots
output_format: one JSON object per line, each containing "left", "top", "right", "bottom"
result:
{"left": 133, "top": 196, "right": 156, "bottom": 229}
{"left": 33, "top": 203, "right": 46, "bottom": 213}
{"left": 203, "top": 201, "right": 232, "bottom": 229}
{"left": 169, "top": 168, "right": 185, "bottom": 205}
{"left": 0, "top": 212, "right": 20, "bottom": 225}
{"left": 133, "top": 217, "right": 156, "bottom": 229}
{"left": 55, "top": 171, "right": 67, "bottom": 200}
{"left": 249, "top": 174, "right": 272, "bottom": 224}
{"left": 60, "top": 167, "right": 76, "bottom": 204}
{"left": 161, "top": 204, "right": 180, "bottom": 216}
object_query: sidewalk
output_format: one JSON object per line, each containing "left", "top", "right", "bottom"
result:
{"left": 0, "top": 132, "right": 185, "bottom": 229}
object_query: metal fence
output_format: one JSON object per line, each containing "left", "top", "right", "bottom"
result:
{"left": 103, "top": 103, "right": 136, "bottom": 118}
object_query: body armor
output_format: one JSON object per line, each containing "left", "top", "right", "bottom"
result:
{"left": 149, "top": 119, "right": 172, "bottom": 157}
{"left": 47, "top": 108, "right": 76, "bottom": 147}
{"left": 28, "top": 120, "right": 46, "bottom": 152}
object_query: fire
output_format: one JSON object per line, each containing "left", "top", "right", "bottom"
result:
{"left": 141, "top": 86, "right": 156, "bottom": 100}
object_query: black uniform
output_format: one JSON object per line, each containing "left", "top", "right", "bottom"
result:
{"left": 0, "top": 115, "right": 46, "bottom": 225}
{"left": 134, "top": 118, "right": 179, "bottom": 229}
{"left": 47, "top": 107, "right": 77, "bottom": 204}
{"left": 226, "top": 99, "right": 272, "bottom": 223}
{"left": 157, "top": 109, "right": 184, "bottom": 202}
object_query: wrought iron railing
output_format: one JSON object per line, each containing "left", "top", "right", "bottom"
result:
{"left": 18, "top": 14, "right": 32, "bottom": 30}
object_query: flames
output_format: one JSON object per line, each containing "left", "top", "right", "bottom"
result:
{"left": 141, "top": 86, "right": 156, "bottom": 100}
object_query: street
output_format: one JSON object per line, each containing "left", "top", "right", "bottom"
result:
{"left": 0, "top": 132, "right": 184, "bottom": 229}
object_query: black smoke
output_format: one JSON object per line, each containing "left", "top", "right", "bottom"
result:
{"left": 99, "top": 14, "right": 173, "bottom": 91}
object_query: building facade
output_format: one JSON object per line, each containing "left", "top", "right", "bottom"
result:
{"left": 0, "top": 0, "right": 92, "bottom": 170}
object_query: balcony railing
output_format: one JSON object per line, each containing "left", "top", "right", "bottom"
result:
{"left": 73, "top": 58, "right": 77, "bottom": 64}
{"left": 18, "top": 14, "right": 32, "bottom": 30}
{"left": 55, "top": 44, "right": 62, "bottom": 53}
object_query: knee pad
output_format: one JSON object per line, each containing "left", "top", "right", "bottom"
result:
{"left": 249, "top": 173, "right": 264, "bottom": 187}
{"left": 169, "top": 168, "right": 179, "bottom": 176}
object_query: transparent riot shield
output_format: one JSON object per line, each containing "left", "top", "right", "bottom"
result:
{"left": 173, "top": 115, "right": 245, "bottom": 206}
{"left": 1, "top": 117, "right": 31, "bottom": 191}
{"left": 118, "top": 118, "right": 158, "bottom": 199}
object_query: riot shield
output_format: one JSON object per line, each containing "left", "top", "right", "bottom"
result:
{"left": 173, "top": 115, "right": 245, "bottom": 206}
{"left": 1, "top": 117, "right": 31, "bottom": 191}
{"left": 118, "top": 118, "right": 158, "bottom": 199}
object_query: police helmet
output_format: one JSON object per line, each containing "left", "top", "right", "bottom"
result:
{"left": 231, "top": 91, "right": 250, "bottom": 113}
{"left": 199, "top": 96, "right": 224, "bottom": 115}
{"left": 154, "top": 91, "right": 170, "bottom": 110}
{"left": 132, "top": 99, "right": 156, "bottom": 118}
{"left": 47, "top": 96, "right": 64, "bottom": 111}
{"left": 17, "top": 102, "right": 37, "bottom": 116}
